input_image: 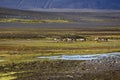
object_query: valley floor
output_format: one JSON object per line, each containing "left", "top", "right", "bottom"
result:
{"left": 0, "top": 27, "right": 120, "bottom": 80}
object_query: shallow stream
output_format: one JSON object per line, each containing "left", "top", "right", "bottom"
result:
{"left": 37, "top": 52, "right": 120, "bottom": 60}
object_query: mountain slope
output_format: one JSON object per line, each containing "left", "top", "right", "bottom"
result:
{"left": 0, "top": 0, "right": 120, "bottom": 10}
{"left": 0, "top": 7, "right": 120, "bottom": 27}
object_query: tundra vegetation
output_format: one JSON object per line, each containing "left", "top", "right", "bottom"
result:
{"left": 0, "top": 7, "right": 120, "bottom": 80}
{"left": 0, "top": 27, "right": 120, "bottom": 80}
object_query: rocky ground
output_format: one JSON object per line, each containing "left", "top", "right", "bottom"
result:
{"left": 80, "top": 56, "right": 120, "bottom": 72}
{"left": 0, "top": 55, "right": 120, "bottom": 80}
{"left": 4, "top": 56, "right": 118, "bottom": 80}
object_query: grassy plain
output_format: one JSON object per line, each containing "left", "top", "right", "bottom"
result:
{"left": 0, "top": 28, "right": 120, "bottom": 80}
{"left": 0, "top": 28, "right": 120, "bottom": 63}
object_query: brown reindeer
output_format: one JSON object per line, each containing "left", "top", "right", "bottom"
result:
{"left": 53, "top": 38, "right": 62, "bottom": 42}
{"left": 94, "top": 38, "right": 108, "bottom": 42}
{"left": 80, "top": 38, "right": 87, "bottom": 41}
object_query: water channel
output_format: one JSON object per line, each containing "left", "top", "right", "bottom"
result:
{"left": 37, "top": 52, "right": 120, "bottom": 60}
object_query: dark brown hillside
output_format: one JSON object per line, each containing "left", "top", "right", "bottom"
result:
{"left": 0, "top": 7, "right": 120, "bottom": 28}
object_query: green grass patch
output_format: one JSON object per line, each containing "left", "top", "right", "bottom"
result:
{"left": 0, "top": 72, "right": 17, "bottom": 80}
{"left": 0, "top": 39, "right": 120, "bottom": 65}
{"left": 0, "top": 18, "right": 69, "bottom": 23}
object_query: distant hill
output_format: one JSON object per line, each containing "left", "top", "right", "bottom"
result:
{"left": 0, "top": 7, "right": 120, "bottom": 28}
{"left": 0, "top": 0, "right": 120, "bottom": 10}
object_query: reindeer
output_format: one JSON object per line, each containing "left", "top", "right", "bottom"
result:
{"left": 79, "top": 38, "right": 87, "bottom": 42}
{"left": 94, "top": 38, "right": 108, "bottom": 42}
{"left": 94, "top": 38, "right": 99, "bottom": 42}
{"left": 66, "top": 38, "right": 73, "bottom": 42}
{"left": 53, "top": 38, "right": 62, "bottom": 42}
{"left": 66, "top": 38, "right": 77, "bottom": 42}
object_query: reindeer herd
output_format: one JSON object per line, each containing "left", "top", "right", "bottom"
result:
{"left": 53, "top": 36, "right": 109, "bottom": 42}
{"left": 94, "top": 37, "right": 109, "bottom": 42}
{"left": 54, "top": 37, "right": 82, "bottom": 42}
